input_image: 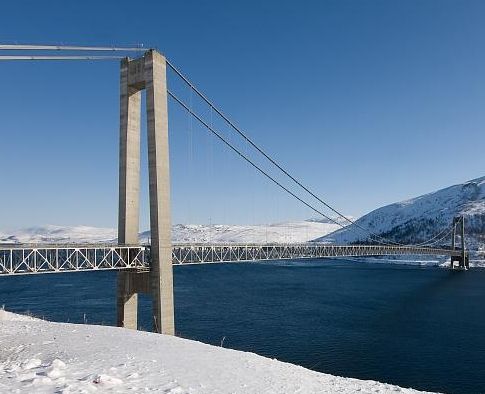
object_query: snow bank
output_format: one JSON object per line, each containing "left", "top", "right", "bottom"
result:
{"left": 0, "top": 312, "right": 434, "bottom": 393}
{"left": 0, "top": 309, "right": 37, "bottom": 321}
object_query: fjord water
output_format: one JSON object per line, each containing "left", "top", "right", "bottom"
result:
{"left": 1, "top": 260, "right": 484, "bottom": 393}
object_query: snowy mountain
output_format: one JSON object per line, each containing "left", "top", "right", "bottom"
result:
{"left": 0, "top": 221, "right": 340, "bottom": 245}
{"left": 316, "top": 176, "right": 485, "bottom": 257}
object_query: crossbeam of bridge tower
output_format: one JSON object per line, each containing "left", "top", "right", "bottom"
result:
{"left": 117, "top": 50, "right": 174, "bottom": 335}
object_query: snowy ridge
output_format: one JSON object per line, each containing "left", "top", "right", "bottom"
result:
{"left": 0, "top": 311, "right": 434, "bottom": 393}
{"left": 0, "top": 225, "right": 117, "bottom": 245}
{"left": 150, "top": 221, "right": 340, "bottom": 244}
{"left": 317, "top": 176, "right": 485, "bottom": 257}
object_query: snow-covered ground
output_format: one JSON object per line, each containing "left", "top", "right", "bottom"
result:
{"left": 0, "top": 310, "right": 434, "bottom": 393}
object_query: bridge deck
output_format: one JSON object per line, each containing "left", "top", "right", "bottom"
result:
{"left": 0, "top": 244, "right": 457, "bottom": 276}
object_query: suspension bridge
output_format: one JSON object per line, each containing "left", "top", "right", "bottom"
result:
{"left": 0, "top": 45, "right": 469, "bottom": 336}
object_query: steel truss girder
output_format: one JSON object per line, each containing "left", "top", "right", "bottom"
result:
{"left": 0, "top": 246, "right": 147, "bottom": 275}
{"left": 0, "top": 243, "right": 455, "bottom": 275}
{"left": 169, "top": 244, "right": 453, "bottom": 265}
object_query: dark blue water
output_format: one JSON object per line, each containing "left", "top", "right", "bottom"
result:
{"left": 1, "top": 260, "right": 484, "bottom": 393}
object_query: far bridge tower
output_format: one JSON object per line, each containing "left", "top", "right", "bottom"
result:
{"left": 450, "top": 216, "right": 469, "bottom": 270}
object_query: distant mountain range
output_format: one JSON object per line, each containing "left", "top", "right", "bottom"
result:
{"left": 0, "top": 221, "right": 340, "bottom": 245}
{"left": 1, "top": 176, "right": 483, "bottom": 260}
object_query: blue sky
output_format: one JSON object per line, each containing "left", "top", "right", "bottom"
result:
{"left": 1, "top": 0, "right": 484, "bottom": 231}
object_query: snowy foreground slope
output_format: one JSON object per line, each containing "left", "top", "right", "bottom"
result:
{"left": 0, "top": 220, "right": 341, "bottom": 245}
{"left": 317, "top": 176, "right": 485, "bottom": 258}
{"left": 0, "top": 311, "right": 433, "bottom": 394}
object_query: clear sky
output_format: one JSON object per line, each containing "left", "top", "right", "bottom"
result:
{"left": 1, "top": 0, "right": 484, "bottom": 231}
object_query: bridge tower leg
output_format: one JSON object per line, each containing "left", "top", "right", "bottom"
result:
{"left": 117, "top": 50, "right": 174, "bottom": 335}
{"left": 117, "top": 55, "right": 142, "bottom": 330}
{"left": 460, "top": 216, "right": 468, "bottom": 269}
{"left": 145, "top": 51, "right": 174, "bottom": 335}
{"left": 451, "top": 217, "right": 457, "bottom": 270}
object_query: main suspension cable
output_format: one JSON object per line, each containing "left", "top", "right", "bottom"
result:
{"left": 168, "top": 90, "right": 347, "bottom": 229}
{"left": 167, "top": 59, "right": 456, "bottom": 248}
{"left": 167, "top": 60, "right": 460, "bottom": 249}
{"left": 168, "top": 87, "right": 456, "bottom": 248}
{"left": 166, "top": 59, "right": 406, "bottom": 246}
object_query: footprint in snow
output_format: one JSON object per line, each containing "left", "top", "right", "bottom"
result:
{"left": 20, "top": 358, "right": 41, "bottom": 370}
{"left": 90, "top": 373, "right": 123, "bottom": 386}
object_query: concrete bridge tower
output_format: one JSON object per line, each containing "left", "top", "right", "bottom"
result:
{"left": 450, "top": 216, "right": 469, "bottom": 270}
{"left": 117, "top": 50, "right": 174, "bottom": 335}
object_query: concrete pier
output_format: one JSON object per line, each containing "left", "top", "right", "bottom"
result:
{"left": 117, "top": 50, "right": 174, "bottom": 335}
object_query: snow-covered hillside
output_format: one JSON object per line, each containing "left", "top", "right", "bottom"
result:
{"left": 148, "top": 221, "right": 340, "bottom": 244}
{"left": 317, "top": 176, "right": 485, "bottom": 256}
{"left": 0, "top": 310, "right": 433, "bottom": 393}
{"left": 0, "top": 220, "right": 340, "bottom": 245}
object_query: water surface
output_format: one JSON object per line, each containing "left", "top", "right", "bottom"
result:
{"left": 1, "top": 259, "right": 484, "bottom": 393}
